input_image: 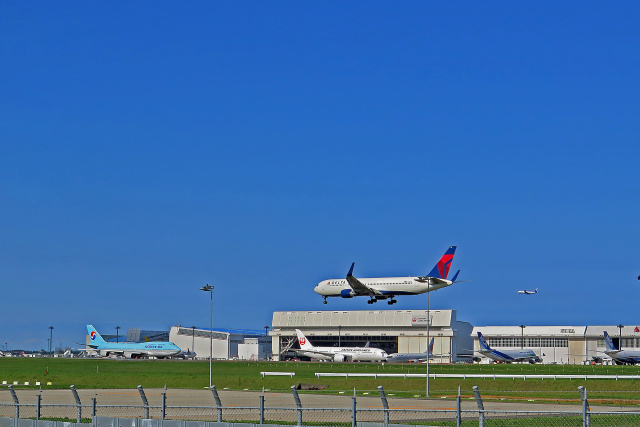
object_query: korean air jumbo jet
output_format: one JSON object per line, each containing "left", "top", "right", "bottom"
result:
{"left": 476, "top": 332, "right": 541, "bottom": 364}
{"left": 603, "top": 331, "right": 640, "bottom": 365}
{"left": 314, "top": 246, "right": 461, "bottom": 305}
{"left": 83, "top": 325, "right": 181, "bottom": 358}
{"left": 293, "top": 329, "right": 387, "bottom": 362}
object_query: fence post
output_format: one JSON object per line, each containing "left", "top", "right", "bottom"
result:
{"left": 70, "top": 385, "right": 82, "bottom": 423}
{"left": 138, "top": 385, "right": 150, "bottom": 419}
{"left": 472, "top": 386, "right": 485, "bottom": 427}
{"left": 36, "top": 391, "right": 41, "bottom": 421}
{"left": 378, "top": 386, "right": 389, "bottom": 427}
{"left": 92, "top": 394, "right": 97, "bottom": 427}
{"left": 291, "top": 385, "right": 303, "bottom": 426}
{"left": 259, "top": 393, "right": 265, "bottom": 425}
{"left": 352, "top": 388, "right": 357, "bottom": 427}
{"left": 8, "top": 384, "right": 19, "bottom": 427}
{"left": 456, "top": 386, "right": 461, "bottom": 427}
{"left": 210, "top": 385, "right": 223, "bottom": 422}
{"left": 161, "top": 389, "right": 166, "bottom": 420}
{"left": 578, "top": 386, "right": 590, "bottom": 427}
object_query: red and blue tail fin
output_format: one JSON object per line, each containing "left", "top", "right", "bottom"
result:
{"left": 426, "top": 246, "right": 457, "bottom": 279}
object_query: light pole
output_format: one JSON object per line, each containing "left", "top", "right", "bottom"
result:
{"left": 338, "top": 325, "right": 341, "bottom": 346}
{"left": 519, "top": 325, "right": 526, "bottom": 349}
{"left": 116, "top": 326, "right": 121, "bottom": 343}
{"left": 49, "top": 326, "right": 54, "bottom": 355}
{"left": 192, "top": 326, "right": 196, "bottom": 353}
{"left": 618, "top": 324, "right": 624, "bottom": 350}
{"left": 426, "top": 283, "right": 431, "bottom": 398}
{"left": 200, "top": 284, "right": 214, "bottom": 388}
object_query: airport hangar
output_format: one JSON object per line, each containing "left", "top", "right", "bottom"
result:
{"left": 269, "top": 309, "right": 473, "bottom": 363}
{"left": 472, "top": 325, "right": 640, "bottom": 364}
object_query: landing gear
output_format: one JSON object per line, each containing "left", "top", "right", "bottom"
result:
{"left": 387, "top": 299, "right": 397, "bottom": 305}
{"left": 323, "top": 296, "right": 327, "bottom": 304}
{"left": 367, "top": 299, "right": 377, "bottom": 304}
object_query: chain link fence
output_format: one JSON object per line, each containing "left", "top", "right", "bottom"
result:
{"left": 3, "top": 385, "right": 640, "bottom": 426}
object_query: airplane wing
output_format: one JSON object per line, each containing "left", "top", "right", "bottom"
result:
{"left": 346, "top": 263, "right": 382, "bottom": 296}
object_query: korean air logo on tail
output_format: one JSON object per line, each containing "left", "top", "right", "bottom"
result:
{"left": 90, "top": 331, "right": 97, "bottom": 341}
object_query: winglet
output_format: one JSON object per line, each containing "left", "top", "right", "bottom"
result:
{"left": 347, "top": 262, "right": 355, "bottom": 277}
{"left": 450, "top": 270, "right": 460, "bottom": 282}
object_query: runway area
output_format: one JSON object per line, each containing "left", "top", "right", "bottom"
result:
{"left": 2, "top": 388, "right": 639, "bottom": 413}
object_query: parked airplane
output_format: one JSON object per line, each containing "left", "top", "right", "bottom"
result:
{"left": 518, "top": 288, "right": 538, "bottom": 295}
{"left": 314, "top": 246, "right": 461, "bottom": 305}
{"left": 476, "top": 332, "right": 541, "bottom": 363}
{"left": 386, "top": 338, "right": 435, "bottom": 363}
{"left": 603, "top": 331, "right": 640, "bottom": 365}
{"left": 82, "top": 325, "right": 182, "bottom": 359}
{"left": 293, "top": 329, "right": 387, "bottom": 362}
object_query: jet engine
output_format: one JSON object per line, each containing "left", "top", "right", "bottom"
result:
{"left": 333, "top": 354, "right": 347, "bottom": 362}
{"left": 340, "top": 289, "right": 356, "bottom": 298}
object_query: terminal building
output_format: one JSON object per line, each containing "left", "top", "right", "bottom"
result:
{"left": 269, "top": 309, "right": 473, "bottom": 363}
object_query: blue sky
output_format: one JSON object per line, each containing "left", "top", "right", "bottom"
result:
{"left": 1, "top": 3, "right": 639, "bottom": 350}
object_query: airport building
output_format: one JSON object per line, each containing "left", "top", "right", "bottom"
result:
{"left": 269, "top": 309, "right": 473, "bottom": 363}
{"left": 471, "top": 325, "right": 640, "bottom": 364}
{"left": 168, "top": 326, "right": 270, "bottom": 360}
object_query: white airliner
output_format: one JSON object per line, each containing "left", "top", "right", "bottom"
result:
{"left": 293, "top": 329, "right": 387, "bottom": 362}
{"left": 82, "top": 325, "right": 182, "bottom": 359}
{"left": 603, "top": 331, "right": 640, "bottom": 365}
{"left": 386, "top": 338, "right": 434, "bottom": 363}
{"left": 476, "top": 332, "right": 541, "bottom": 364}
{"left": 518, "top": 288, "right": 538, "bottom": 295}
{"left": 314, "top": 246, "right": 460, "bottom": 305}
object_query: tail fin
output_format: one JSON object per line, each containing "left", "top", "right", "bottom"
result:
{"left": 426, "top": 246, "right": 457, "bottom": 279}
{"left": 603, "top": 331, "right": 617, "bottom": 351}
{"left": 295, "top": 329, "right": 313, "bottom": 350}
{"left": 477, "top": 332, "right": 491, "bottom": 352}
{"left": 87, "top": 325, "right": 106, "bottom": 344}
{"left": 428, "top": 337, "right": 434, "bottom": 354}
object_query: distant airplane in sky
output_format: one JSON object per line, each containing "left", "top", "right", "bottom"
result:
{"left": 386, "top": 338, "right": 435, "bottom": 363}
{"left": 518, "top": 288, "right": 538, "bottom": 295}
{"left": 314, "top": 246, "right": 461, "bottom": 305}
{"left": 603, "top": 331, "right": 640, "bottom": 365}
{"left": 476, "top": 332, "right": 541, "bottom": 364}
{"left": 82, "top": 325, "right": 182, "bottom": 359}
{"left": 293, "top": 329, "right": 387, "bottom": 362}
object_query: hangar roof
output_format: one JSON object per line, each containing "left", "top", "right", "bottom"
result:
{"left": 272, "top": 309, "right": 458, "bottom": 329}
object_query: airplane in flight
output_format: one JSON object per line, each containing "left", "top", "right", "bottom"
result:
{"left": 293, "top": 329, "right": 388, "bottom": 362}
{"left": 314, "top": 246, "right": 461, "bottom": 305}
{"left": 476, "top": 332, "right": 541, "bottom": 363}
{"left": 385, "top": 338, "right": 435, "bottom": 363}
{"left": 518, "top": 288, "right": 538, "bottom": 295}
{"left": 603, "top": 331, "right": 640, "bottom": 365}
{"left": 82, "top": 325, "right": 182, "bottom": 359}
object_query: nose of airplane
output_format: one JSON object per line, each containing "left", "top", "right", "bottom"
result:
{"left": 313, "top": 282, "right": 322, "bottom": 294}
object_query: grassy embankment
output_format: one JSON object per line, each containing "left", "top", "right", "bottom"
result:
{"left": 2, "top": 358, "right": 640, "bottom": 405}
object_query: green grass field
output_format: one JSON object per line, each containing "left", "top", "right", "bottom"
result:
{"left": 2, "top": 358, "right": 640, "bottom": 405}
